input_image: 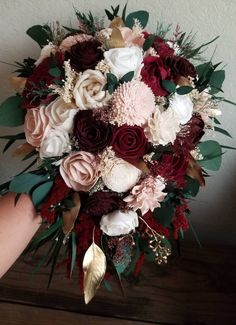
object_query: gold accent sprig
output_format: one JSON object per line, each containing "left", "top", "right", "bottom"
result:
{"left": 139, "top": 216, "right": 171, "bottom": 265}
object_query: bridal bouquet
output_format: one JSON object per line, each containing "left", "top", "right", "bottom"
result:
{"left": 0, "top": 4, "right": 234, "bottom": 303}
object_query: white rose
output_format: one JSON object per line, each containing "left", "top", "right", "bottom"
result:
{"left": 100, "top": 210, "right": 139, "bottom": 236}
{"left": 101, "top": 156, "right": 141, "bottom": 193}
{"left": 145, "top": 108, "right": 180, "bottom": 145}
{"left": 73, "top": 69, "right": 110, "bottom": 109}
{"left": 169, "top": 93, "right": 193, "bottom": 124}
{"left": 35, "top": 43, "right": 58, "bottom": 66}
{"left": 104, "top": 47, "right": 143, "bottom": 79}
{"left": 39, "top": 128, "right": 71, "bottom": 158}
{"left": 45, "top": 97, "right": 78, "bottom": 133}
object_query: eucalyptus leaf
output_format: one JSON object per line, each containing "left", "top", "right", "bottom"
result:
{"left": 209, "top": 70, "right": 225, "bottom": 94}
{"left": 70, "top": 232, "right": 77, "bottom": 277}
{"left": 198, "top": 140, "right": 222, "bottom": 171}
{"left": 176, "top": 86, "right": 193, "bottom": 95}
{"left": 183, "top": 176, "right": 200, "bottom": 197}
{"left": 120, "top": 71, "right": 134, "bottom": 83}
{"left": 125, "top": 10, "right": 149, "bottom": 29}
{"left": 162, "top": 80, "right": 176, "bottom": 93}
{"left": 26, "top": 24, "right": 52, "bottom": 48}
{"left": 9, "top": 172, "right": 49, "bottom": 194}
{"left": 0, "top": 96, "right": 25, "bottom": 126}
{"left": 31, "top": 181, "right": 53, "bottom": 207}
{"left": 143, "top": 34, "right": 155, "bottom": 51}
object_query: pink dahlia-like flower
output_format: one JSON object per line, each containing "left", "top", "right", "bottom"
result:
{"left": 110, "top": 80, "right": 156, "bottom": 126}
{"left": 123, "top": 175, "right": 167, "bottom": 215}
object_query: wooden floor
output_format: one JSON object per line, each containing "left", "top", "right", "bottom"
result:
{"left": 0, "top": 243, "right": 235, "bottom": 325}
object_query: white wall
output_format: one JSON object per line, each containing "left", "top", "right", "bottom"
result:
{"left": 0, "top": 0, "right": 235, "bottom": 245}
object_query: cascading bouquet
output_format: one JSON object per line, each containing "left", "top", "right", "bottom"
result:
{"left": 0, "top": 4, "right": 234, "bottom": 303}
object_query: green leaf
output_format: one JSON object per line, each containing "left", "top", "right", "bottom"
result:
{"left": 213, "top": 117, "right": 221, "bottom": 125}
{"left": 26, "top": 24, "right": 52, "bottom": 48}
{"left": 48, "top": 231, "right": 64, "bottom": 288}
{"left": 31, "top": 181, "right": 53, "bottom": 207}
{"left": 0, "top": 96, "right": 25, "bottom": 126}
{"left": 214, "top": 126, "right": 232, "bottom": 138}
{"left": 120, "top": 71, "right": 134, "bottom": 83}
{"left": 105, "top": 9, "right": 114, "bottom": 21}
{"left": 24, "top": 218, "right": 62, "bottom": 255}
{"left": 221, "top": 144, "right": 236, "bottom": 150}
{"left": 209, "top": 70, "right": 225, "bottom": 94}
{"left": 153, "top": 205, "right": 175, "bottom": 228}
{"left": 48, "top": 67, "right": 61, "bottom": 77}
{"left": 0, "top": 132, "right": 25, "bottom": 140}
{"left": 125, "top": 10, "right": 149, "bottom": 29}
{"left": 122, "top": 2, "right": 128, "bottom": 21}
{"left": 198, "top": 140, "right": 222, "bottom": 171}
{"left": 162, "top": 80, "right": 176, "bottom": 93}
{"left": 176, "top": 86, "right": 193, "bottom": 95}
{"left": 107, "top": 73, "right": 118, "bottom": 84}
{"left": 9, "top": 172, "right": 49, "bottom": 194}
{"left": 183, "top": 176, "right": 200, "bottom": 197}
{"left": 143, "top": 34, "right": 155, "bottom": 51}
{"left": 70, "top": 232, "right": 77, "bottom": 277}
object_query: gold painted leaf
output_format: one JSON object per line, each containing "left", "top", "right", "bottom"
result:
{"left": 186, "top": 156, "right": 205, "bottom": 186}
{"left": 109, "top": 17, "right": 125, "bottom": 28}
{"left": 83, "top": 242, "right": 106, "bottom": 304}
{"left": 12, "top": 143, "right": 34, "bottom": 157}
{"left": 10, "top": 76, "right": 27, "bottom": 94}
{"left": 106, "top": 27, "right": 125, "bottom": 49}
{"left": 62, "top": 192, "right": 81, "bottom": 235}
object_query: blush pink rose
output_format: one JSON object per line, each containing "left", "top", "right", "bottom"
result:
{"left": 24, "top": 107, "right": 50, "bottom": 147}
{"left": 59, "top": 151, "right": 99, "bottom": 191}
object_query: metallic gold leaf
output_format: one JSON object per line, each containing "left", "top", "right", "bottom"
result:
{"left": 125, "top": 158, "right": 149, "bottom": 174}
{"left": 83, "top": 242, "right": 106, "bottom": 304}
{"left": 12, "top": 143, "right": 34, "bottom": 157}
{"left": 106, "top": 27, "right": 125, "bottom": 49}
{"left": 10, "top": 76, "right": 27, "bottom": 94}
{"left": 175, "top": 75, "right": 192, "bottom": 87}
{"left": 109, "top": 17, "right": 125, "bottom": 28}
{"left": 186, "top": 156, "right": 205, "bottom": 186}
{"left": 62, "top": 192, "right": 81, "bottom": 235}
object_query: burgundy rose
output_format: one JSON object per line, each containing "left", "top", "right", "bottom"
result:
{"left": 175, "top": 114, "right": 205, "bottom": 151}
{"left": 112, "top": 125, "right": 148, "bottom": 160}
{"left": 66, "top": 40, "right": 103, "bottom": 72}
{"left": 152, "top": 36, "right": 174, "bottom": 58}
{"left": 141, "top": 56, "right": 172, "bottom": 97}
{"left": 73, "top": 110, "right": 113, "bottom": 153}
{"left": 85, "top": 191, "right": 122, "bottom": 219}
{"left": 22, "top": 52, "right": 64, "bottom": 109}
{"left": 165, "top": 56, "right": 197, "bottom": 79}
{"left": 150, "top": 143, "right": 189, "bottom": 186}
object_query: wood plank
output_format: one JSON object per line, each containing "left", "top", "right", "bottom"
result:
{"left": 0, "top": 243, "right": 236, "bottom": 324}
{"left": 0, "top": 302, "right": 151, "bottom": 325}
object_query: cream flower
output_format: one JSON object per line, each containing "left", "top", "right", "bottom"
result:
{"left": 110, "top": 80, "right": 155, "bottom": 126}
{"left": 60, "top": 151, "right": 99, "bottom": 192}
{"left": 24, "top": 106, "right": 49, "bottom": 147}
{"left": 39, "top": 128, "right": 71, "bottom": 159}
{"left": 45, "top": 97, "right": 78, "bottom": 133}
{"left": 103, "top": 47, "right": 143, "bottom": 79}
{"left": 73, "top": 69, "right": 110, "bottom": 109}
{"left": 123, "top": 176, "right": 167, "bottom": 215}
{"left": 35, "top": 43, "right": 58, "bottom": 66}
{"left": 169, "top": 93, "right": 193, "bottom": 124}
{"left": 100, "top": 149, "right": 141, "bottom": 193}
{"left": 145, "top": 108, "right": 180, "bottom": 145}
{"left": 100, "top": 210, "right": 139, "bottom": 236}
